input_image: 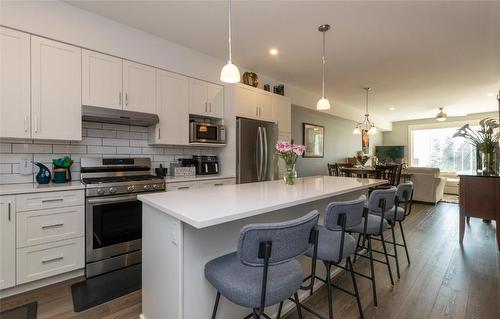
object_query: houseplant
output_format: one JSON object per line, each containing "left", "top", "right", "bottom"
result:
{"left": 453, "top": 117, "right": 499, "bottom": 175}
{"left": 275, "top": 141, "right": 305, "bottom": 185}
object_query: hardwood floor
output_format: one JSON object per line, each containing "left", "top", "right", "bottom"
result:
{"left": 0, "top": 202, "right": 498, "bottom": 319}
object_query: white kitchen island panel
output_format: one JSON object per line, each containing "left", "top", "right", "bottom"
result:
{"left": 139, "top": 176, "right": 386, "bottom": 319}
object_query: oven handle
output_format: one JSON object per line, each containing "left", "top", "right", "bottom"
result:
{"left": 86, "top": 194, "right": 138, "bottom": 204}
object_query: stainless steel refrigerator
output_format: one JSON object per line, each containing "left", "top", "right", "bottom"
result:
{"left": 237, "top": 117, "right": 278, "bottom": 184}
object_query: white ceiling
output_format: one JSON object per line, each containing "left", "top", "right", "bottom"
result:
{"left": 67, "top": 0, "right": 500, "bottom": 123}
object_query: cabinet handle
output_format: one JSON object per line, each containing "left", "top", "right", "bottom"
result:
{"left": 158, "top": 127, "right": 161, "bottom": 140}
{"left": 8, "top": 202, "right": 11, "bottom": 221}
{"left": 178, "top": 186, "right": 190, "bottom": 190}
{"left": 205, "top": 102, "right": 208, "bottom": 112}
{"left": 119, "top": 92, "right": 122, "bottom": 105}
{"left": 24, "top": 115, "right": 29, "bottom": 132}
{"left": 256, "top": 107, "right": 259, "bottom": 117}
{"left": 41, "top": 255, "right": 64, "bottom": 264}
{"left": 41, "top": 198, "right": 64, "bottom": 203}
{"left": 33, "top": 115, "right": 38, "bottom": 133}
{"left": 125, "top": 93, "right": 129, "bottom": 106}
{"left": 41, "top": 222, "right": 64, "bottom": 229}
{"left": 209, "top": 102, "right": 212, "bottom": 113}
{"left": 214, "top": 183, "right": 224, "bottom": 186}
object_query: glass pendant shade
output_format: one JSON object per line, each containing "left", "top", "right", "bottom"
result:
{"left": 353, "top": 88, "right": 378, "bottom": 135}
{"left": 317, "top": 97, "right": 331, "bottom": 110}
{"left": 368, "top": 126, "right": 378, "bottom": 135}
{"left": 220, "top": 62, "right": 240, "bottom": 83}
{"left": 436, "top": 108, "right": 447, "bottom": 121}
{"left": 352, "top": 127, "right": 361, "bottom": 134}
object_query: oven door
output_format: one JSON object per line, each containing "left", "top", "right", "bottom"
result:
{"left": 86, "top": 194, "right": 142, "bottom": 263}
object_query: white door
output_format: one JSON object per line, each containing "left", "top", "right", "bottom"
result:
{"left": 272, "top": 96, "right": 291, "bottom": 133}
{"left": 206, "top": 83, "right": 224, "bottom": 118}
{"left": 188, "top": 79, "right": 208, "bottom": 117}
{"left": 0, "top": 27, "right": 31, "bottom": 139}
{"left": 82, "top": 49, "right": 123, "bottom": 110}
{"left": 123, "top": 60, "right": 156, "bottom": 114}
{"left": 256, "top": 92, "right": 273, "bottom": 121}
{"left": 234, "top": 85, "right": 257, "bottom": 119}
{"left": 154, "top": 70, "right": 189, "bottom": 145}
{"left": 0, "top": 196, "right": 16, "bottom": 289}
{"left": 31, "top": 36, "right": 82, "bottom": 141}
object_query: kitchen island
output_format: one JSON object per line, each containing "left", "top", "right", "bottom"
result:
{"left": 138, "top": 176, "right": 386, "bottom": 319}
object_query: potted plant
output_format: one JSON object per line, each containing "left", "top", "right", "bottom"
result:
{"left": 453, "top": 117, "right": 500, "bottom": 175}
{"left": 275, "top": 141, "right": 305, "bottom": 185}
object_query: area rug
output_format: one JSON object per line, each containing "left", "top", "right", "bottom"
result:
{"left": 0, "top": 302, "right": 37, "bottom": 319}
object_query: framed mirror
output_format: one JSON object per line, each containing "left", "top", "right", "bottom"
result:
{"left": 302, "top": 123, "right": 324, "bottom": 158}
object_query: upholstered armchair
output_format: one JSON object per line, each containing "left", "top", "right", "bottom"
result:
{"left": 405, "top": 167, "right": 446, "bottom": 204}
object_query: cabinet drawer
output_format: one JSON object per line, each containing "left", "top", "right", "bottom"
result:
{"left": 17, "top": 206, "right": 84, "bottom": 248}
{"left": 16, "top": 237, "right": 84, "bottom": 284}
{"left": 166, "top": 181, "right": 198, "bottom": 191}
{"left": 198, "top": 178, "right": 235, "bottom": 188}
{"left": 16, "top": 190, "right": 84, "bottom": 212}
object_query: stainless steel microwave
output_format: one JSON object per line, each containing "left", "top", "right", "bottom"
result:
{"left": 189, "top": 122, "right": 226, "bottom": 144}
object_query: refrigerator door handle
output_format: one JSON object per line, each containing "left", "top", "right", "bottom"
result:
{"left": 256, "top": 127, "right": 262, "bottom": 181}
{"left": 259, "top": 127, "right": 265, "bottom": 181}
{"left": 262, "top": 127, "right": 268, "bottom": 180}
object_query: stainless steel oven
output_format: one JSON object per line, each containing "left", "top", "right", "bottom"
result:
{"left": 81, "top": 157, "right": 165, "bottom": 278}
{"left": 189, "top": 121, "right": 226, "bottom": 144}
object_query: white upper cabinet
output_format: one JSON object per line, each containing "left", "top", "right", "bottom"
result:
{"left": 233, "top": 84, "right": 274, "bottom": 122}
{"left": 82, "top": 49, "right": 123, "bottom": 110}
{"left": 272, "top": 95, "right": 291, "bottom": 133}
{"left": 31, "top": 36, "right": 82, "bottom": 141}
{"left": 0, "top": 196, "right": 16, "bottom": 290}
{"left": 151, "top": 70, "right": 189, "bottom": 145}
{"left": 189, "top": 79, "right": 224, "bottom": 118}
{"left": 123, "top": 60, "right": 156, "bottom": 114}
{"left": 0, "top": 27, "right": 31, "bottom": 139}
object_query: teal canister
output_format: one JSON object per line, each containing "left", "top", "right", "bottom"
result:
{"left": 53, "top": 168, "right": 67, "bottom": 184}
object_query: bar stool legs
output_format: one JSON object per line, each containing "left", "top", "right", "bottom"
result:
{"left": 367, "top": 235, "right": 378, "bottom": 307}
{"left": 380, "top": 232, "right": 395, "bottom": 285}
{"left": 325, "top": 262, "right": 334, "bottom": 319}
{"left": 212, "top": 291, "right": 221, "bottom": 319}
{"left": 347, "top": 257, "right": 364, "bottom": 319}
{"left": 399, "top": 221, "right": 411, "bottom": 265}
{"left": 390, "top": 223, "right": 401, "bottom": 279}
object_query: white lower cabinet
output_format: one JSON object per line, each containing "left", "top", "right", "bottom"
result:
{"left": 16, "top": 237, "right": 84, "bottom": 285}
{"left": 166, "top": 181, "right": 199, "bottom": 191}
{"left": 198, "top": 178, "right": 236, "bottom": 188}
{"left": 166, "top": 178, "right": 236, "bottom": 191}
{"left": 0, "top": 196, "right": 16, "bottom": 290}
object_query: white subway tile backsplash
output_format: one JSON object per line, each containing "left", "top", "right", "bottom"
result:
{"left": 12, "top": 143, "right": 52, "bottom": 154}
{"left": 0, "top": 121, "right": 219, "bottom": 185}
{"left": 87, "top": 146, "right": 116, "bottom": 154}
{"left": 102, "top": 138, "right": 129, "bottom": 147}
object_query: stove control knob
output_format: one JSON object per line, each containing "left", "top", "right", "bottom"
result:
{"left": 143, "top": 184, "right": 151, "bottom": 191}
{"left": 109, "top": 187, "right": 117, "bottom": 194}
{"left": 152, "top": 184, "right": 159, "bottom": 190}
{"left": 127, "top": 186, "right": 135, "bottom": 192}
{"left": 97, "top": 188, "right": 105, "bottom": 195}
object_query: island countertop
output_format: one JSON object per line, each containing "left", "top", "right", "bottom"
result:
{"left": 138, "top": 176, "right": 386, "bottom": 229}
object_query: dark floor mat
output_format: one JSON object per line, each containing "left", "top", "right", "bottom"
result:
{"left": 71, "top": 264, "right": 141, "bottom": 312}
{"left": 0, "top": 301, "right": 37, "bottom": 319}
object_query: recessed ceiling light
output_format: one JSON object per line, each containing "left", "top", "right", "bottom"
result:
{"left": 487, "top": 92, "right": 495, "bottom": 96}
{"left": 269, "top": 48, "right": 278, "bottom": 56}
{"left": 389, "top": 107, "right": 396, "bottom": 111}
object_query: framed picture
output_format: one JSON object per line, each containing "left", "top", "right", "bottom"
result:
{"left": 362, "top": 130, "right": 369, "bottom": 154}
{"left": 303, "top": 123, "right": 324, "bottom": 158}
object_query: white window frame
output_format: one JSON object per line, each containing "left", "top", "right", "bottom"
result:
{"left": 407, "top": 119, "right": 480, "bottom": 174}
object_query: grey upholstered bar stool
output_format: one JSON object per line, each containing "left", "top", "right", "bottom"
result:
{"left": 204, "top": 211, "right": 320, "bottom": 319}
{"left": 348, "top": 187, "right": 397, "bottom": 307}
{"left": 371, "top": 182, "right": 413, "bottom": 279}
{"left": 302, "top": 195, "right": 366, "bottom": 319}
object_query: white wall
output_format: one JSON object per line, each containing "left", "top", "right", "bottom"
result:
{"left": 0, "top": 0, "right": 392, "bottom": 130}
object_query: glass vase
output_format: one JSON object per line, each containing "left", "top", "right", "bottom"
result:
{"left": 481, "top": 152, "right": 497, "bottom": 176}
{"left": 284, "top": 164, "right": 297, "bottom": 185}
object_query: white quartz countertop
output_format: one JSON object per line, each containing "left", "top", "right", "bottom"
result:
{"left": 164, "top": 175, "right": 236, "bottom": 183}
{"left": 0, "top": 181, "right": 85, "bottom": 196}
{"left": 138, "top": 176, "right": 387, "bottom": 229}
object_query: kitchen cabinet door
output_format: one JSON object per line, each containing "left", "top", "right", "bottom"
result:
{"left": 188, "top": 78, "right": 209, "bottom": 117}
{"left": 0, "top": 27, "right": 31, "bottom": 139}
{"left": 123, "top": 60, "right": 156, "bottom": 114}
{"left": 206, "top": 83, "right": 224, "bottom": 118}
{"left": 153, "top": 70, "right": 189, "bottom": 145}
{"left": 272, "top": 95, "right": 291, "bottom": 133}
{"left": 82, "top": 49, "right": 123, "bottom": 110}
{"left": 234, "top": 85, "right": 258, "bottom": 119}
{"left": 256, "top": 91, "right": 273, "bottom": 122}
{"left": 0, "top": 196, "right": 16, "bottom": 289}
{"left": 31, "top": 36, "right": 82, "bottom": 141}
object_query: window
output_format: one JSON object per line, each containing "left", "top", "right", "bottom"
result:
{"left": 409, "top": 123, "right": 478, "bottom": 173}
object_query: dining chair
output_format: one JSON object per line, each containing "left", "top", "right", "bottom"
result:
{"left": 328, "top": 163, "right": 337, "bottom": 176}
{"left": 335, "top": 163, "right": 354, "bottom": 177}
{"left": 205, "top": 211, "right": 320, "bottom": 319}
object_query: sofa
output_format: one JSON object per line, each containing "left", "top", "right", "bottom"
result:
{"left": 405, "top": 167, "right": 447, "bottom": 204}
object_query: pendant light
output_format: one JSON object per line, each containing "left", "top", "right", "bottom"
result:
{"left": 220, "top": 0, "right": 240, "bottom": 83}
{"left": 316, "top": 24, "right": 331, "bottom": 110}
{"left": 353, "top": 88, "right": 377, "bottom": 135}
{"left": 436, "top": 107, "right": 447, "bottom": 122}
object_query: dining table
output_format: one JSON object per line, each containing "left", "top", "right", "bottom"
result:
{"left": 339, "top": 166, "right": 377, "bottom": 177}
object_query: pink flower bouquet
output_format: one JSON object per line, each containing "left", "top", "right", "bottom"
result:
{"left": 275, "top": 141, "right": 305, "bottom": 185}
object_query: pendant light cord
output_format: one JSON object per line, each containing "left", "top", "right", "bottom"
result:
{"left": 322, "top": 31, "right": 326, "bottom": 98}
{"left": 365, "top": 88, "right": 369, "bottom": 115}
{"left": 228, "top": 0, "right": 232, "bottom": 63}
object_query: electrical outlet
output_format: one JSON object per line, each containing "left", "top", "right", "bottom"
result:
{"left": 19, "top": 159, "right": 33, "bottom": 175}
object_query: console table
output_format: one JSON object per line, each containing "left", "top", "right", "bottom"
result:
{"left": 458, "top": 173, "right": 500, "bottom": 250}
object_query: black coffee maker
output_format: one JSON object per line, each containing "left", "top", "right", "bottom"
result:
{"left": 192, "top": 156, "right": 219, "bottom": 175}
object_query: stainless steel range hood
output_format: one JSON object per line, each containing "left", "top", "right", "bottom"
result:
{"left": 82, "top": 105, "right": 159, "bottom": 127}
